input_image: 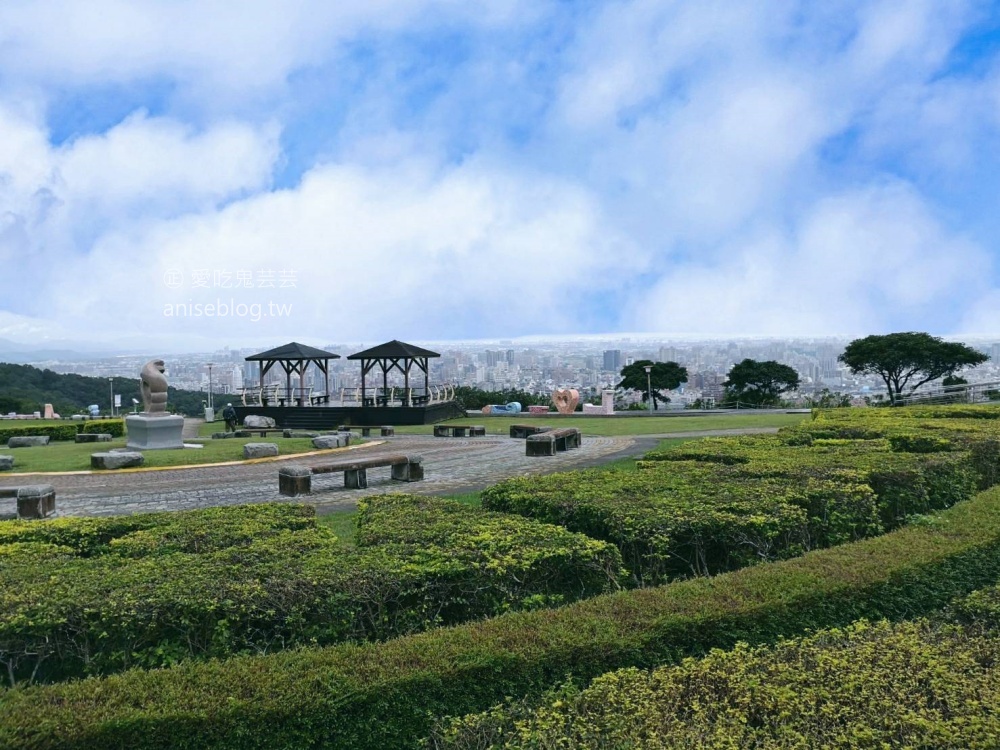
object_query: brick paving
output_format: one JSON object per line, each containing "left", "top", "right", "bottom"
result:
{"left": 33, "top": 434, "right": 639, "bottom": 517}
{"left": 3, "top": 426, "right": 780, "bottom": 519}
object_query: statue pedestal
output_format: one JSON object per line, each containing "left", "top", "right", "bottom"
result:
{"left": 126, "top": 414, "right": 184, "bottom": 450}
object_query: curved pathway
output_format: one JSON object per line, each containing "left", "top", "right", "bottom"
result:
{"left": 10, "top": 427, "right": 779, "bottom": 518}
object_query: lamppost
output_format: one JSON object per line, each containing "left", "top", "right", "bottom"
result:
{"left": 644, "top": 365, "right": 653, "bottom": 415}
{"left": 108, "top": 378, "right": 114, "bottom": 417}
{"left": 207, "top": 363, "right": 215, "bottom": 412}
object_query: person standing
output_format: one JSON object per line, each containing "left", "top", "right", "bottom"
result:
{"left": 222, "top": 402, "right": 238, "bottom": 432}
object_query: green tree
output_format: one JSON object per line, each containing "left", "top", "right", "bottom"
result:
{"left": 838, "top": 332, "right": 987, "bottom": 405}
{"left": 723, "top": 359, "right": 801, "bottom": 407}
{"left": 804, "top": 388, "right": 852, "bottom": 408}
{"left": 616, "top": 360, "right": 688, "bottom": 410}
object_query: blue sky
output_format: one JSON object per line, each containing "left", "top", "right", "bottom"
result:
{"left": 1, "top": 0, "right": 1000, "bottom": 350}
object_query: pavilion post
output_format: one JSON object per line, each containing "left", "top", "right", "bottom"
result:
{"left": 382, "top": 360, "right": 388, "bottom": 407}
{"left": 323, "top": 359, "right": 329, "bottom": 403}
{"left": 258, "top": 362, "right": 263, "bottom": 404}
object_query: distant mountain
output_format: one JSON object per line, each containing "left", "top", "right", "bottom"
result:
{"left": 0, "top": 363, "right": 211, "bottom": 417}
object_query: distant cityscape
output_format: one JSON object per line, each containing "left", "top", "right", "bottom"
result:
{"left": 13, "top": 336, "right": 1000, "bottom": 410}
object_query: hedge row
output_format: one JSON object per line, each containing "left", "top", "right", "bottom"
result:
{"left": 0, "top": 423, "right": 77, "bottom": 442}
{"left": 78, "top": 418, "right": 126, "bottom": 438}
{"left": 0, "top": 498, "right": 623, "bottom": 685}
{"left": 433, "top": 617, "right": 1000, "bottom": 749}
{"left": 483, "top": 431, "right": 979, "bottom": 583}
{"left": 4, "top": 483, "right": 1000, "bottom": 749}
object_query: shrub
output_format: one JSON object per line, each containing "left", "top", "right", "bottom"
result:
{"left": 0, "top": 498, "right": 623, "bottom": 685}
{"left": 433, "top": 619, "right": 1000, "bottom": 749}
{"left": 78, "top": 419, "right": 126, "bottom": 438}
{"left": 0, "top": 424, "right": 78, "bottom": 443}
{"left": 4, "top": 485, "right": 1000, "bottom": 749}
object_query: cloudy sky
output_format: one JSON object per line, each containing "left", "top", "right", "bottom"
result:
{"left": 1, "top": 0, "right": 999, "bottom": 350}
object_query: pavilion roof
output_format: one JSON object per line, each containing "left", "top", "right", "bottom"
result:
{"left": 347, "top": 339, "right": 440, "bottom": 360}
{"left": 245, "top": 342, "right": 341, "bottom": 362}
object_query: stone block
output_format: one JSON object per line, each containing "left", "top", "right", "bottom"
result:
{"left": 283, "top": 430, "right": 319, "bottom": 438}
{"left": 361, "top": 427, "right": 372, "bottom": 437}
{"left": 8, "top": 436, "right": 50, "bottom": 448}
{"left": 525, "top": 434, "right": 556, "bottom": 457}
{"left": 312, "top": 435, "right": 344, "bottom": 450}
{"left": 212, "top": 432, "right": 236, "bottom": 439}
{"left": 433, "top": 425, "right": 449, "bottom": 437}
{"left": 469, "top": 425, "right": 486, "bottom": 437}
{"left": 380, "top": 426, "right": 395, "bottom": 437}
{"left": 344, "top": 468, "right": 368, "bottom": 489}
{"left": 234, "top": 430, "right": 252, "bottom": 438}
{"left": 125, "top": 414, "right": 184, "bottom": 450}
{"left": 278, "top": 465, "right": 312, "bottom": 496}
{"left": 0, "top": 455, "right": 14, "bottom": 471}
{"left": 391, "top": 457, "right": 424, "bottom": 482}
{"left": 74, "top": 433, "right": 113, "bottom": 443}
{"left": 244, "top": 415, "right": 277, "bottom": 428}
{"left": 91, "top": 451, "right": 145, "bottom": 470}
{"left": 16, "top": 484, "right": 56, "bottom": 519}
{"left": 243, "top": 442, "right": 279, "bottom": 459}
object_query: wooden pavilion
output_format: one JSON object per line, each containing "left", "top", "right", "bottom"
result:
{"left": 243, "top": 341, "right": 340, "bottom": 407}
{"left": 347, "top": 339, "right": 440, "bottom": 407}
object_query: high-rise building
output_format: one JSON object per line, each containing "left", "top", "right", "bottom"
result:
{"left": 603, "top": 349, "right": 622, "bottom": 372}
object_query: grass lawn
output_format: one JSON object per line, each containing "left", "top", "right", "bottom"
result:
{"left": 315, "top": 437, "right": 695, "bottom": 544}
{"left": 389, "top": 412, "right": 808, "bottom": 437}
{"left": 0, "top": 436, "right": 327, "bottom": 473}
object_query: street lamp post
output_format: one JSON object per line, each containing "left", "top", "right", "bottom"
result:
{"left": 108, "top": 378, "right": 114, "bottom": 417}
{"left": 644, "top": 365, "right": 653, "bottom": 415}
{"left": 207, "top": 363, "right": 215, "bottom": 412}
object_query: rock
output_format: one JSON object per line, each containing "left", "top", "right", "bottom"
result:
{"left": 91, "top": 452, "right": 145, "bottom": 470}
{"left": 243, "top": 443, "right": 279, "bottom": 459}
{"left": 283, "top": 430, "right": 319, "bottom": 438}
{"left": 74, "top": 433, "right": 113, "bottom": 443}
{"left": 244, "top": 415, "right": 277, "bottom": 429}
{"left": 234, "top": 430, "right": 252, "bottom": 438}
{"left": 312, "top": 435, "right": 344, "bottom": 450}
{"left": 211, "top": 432, "right": 237, "bottom": 439}
{"left": 0, "top": 455, "right": 13, "bottom": 471}
{"left": 8, "top": 436, "right": 50, "bottom": 448}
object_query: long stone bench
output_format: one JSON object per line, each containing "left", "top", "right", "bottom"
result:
{"left": 278, "top": 454, "right": 424, "bottom": 496}
{"left": 525, "top": 427, "right": 581, "bottom": 457}
{"left": 0, "top": 484, "right": 56, "bottom": 519}
{"left": 510, "top": 424, "right": 551, "bottom": 439}
{"left": 434, "top": 425, "right": 487, "bottom": 438}
{"left": 74, "top": 433, "right": 113, "bottom": 443}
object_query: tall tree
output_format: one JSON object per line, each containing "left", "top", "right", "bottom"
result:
{"left": 839, "top": 332, "right": 987, "bottom": 405}
{"left": 723, "top": 359, "right": 800, "bottom": 407}
{"left": 617, "top": 360, "right": 688, "bottom": 410}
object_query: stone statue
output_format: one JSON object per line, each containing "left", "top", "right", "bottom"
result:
{"left": 552, "top": 388, "right": 580, "bottom": 414}
{"left": 140, "top": 359, "right": 169, "bottom": 414}
{"left": 481, "top": 402, "right": 522, "bottom": 415}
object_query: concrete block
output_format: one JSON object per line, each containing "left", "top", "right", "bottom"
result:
{"left": 16, "top": 484, "right": 56, "bottom": 519}
{"left": 91, "top": 451, "right": 145, "bottom": 470}
{"left": 391, "top": 457, "right": 424, "bottom": 482}
{"left": 125, "top": 414, "right": 184, "bottom": 450}
{"left": 380, "top": 426, "right": 395, "bottom": 437}
{"left": 243, "top": 443, "right": 279, "bottom": 459}
{"left": 8, "top": 436, "right": 50, "bottom": 448}
{"left": 283, "top": 430, "right": 319, "bottom": 438}
{"left": 526, "top": 434, "right": 556, "bottom": 457}
{"left": 278, "top": 465, "right": 312, "bottom": 496}
{"left": 345, "top": 468, "right": 368, "bottom": 489}
{"left": 0, "top": 455, "right": 13, "bottom": 471}
{"left": 74, "top": 433, "right": 113, "bottom": 443}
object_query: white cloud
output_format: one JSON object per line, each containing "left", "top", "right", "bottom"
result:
{"left": 626, "top": 182, "right": 990, "bottom": 336}
{"left": 43, "top": 158, "right": 634, "bottom": 345}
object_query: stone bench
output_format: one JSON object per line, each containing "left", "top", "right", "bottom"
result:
{"left": 381, "top": 426, "right": 394, "bottom": 437}
{"left": 434, "top": 425, "right": 487, "bottom": 438}
{"left": 0, "top": 484, "right": 56, "bottom": 519}
{"left": 525, "top": 428, "right": 581, "bottom": 457}
{"left": 278, "top": 454, "right": 424, "bottom": 496}
{"left": 75, "top": 433, "right": 113, "bottom": 443}
{"left": 91, "top": 451, "right": 145, "bottom": 470}
{"left": 246, "top": 428, "right": 285, "bottom": 438}
{"left": 7, "top": 436, "right": 50, "bottom": 448}
{"left": 510, "top": 424, "right": 551, "bottom": 439}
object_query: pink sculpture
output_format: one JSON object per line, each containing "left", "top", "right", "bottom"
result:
{"left": 552, "top": 388, "right": 580, "bottom": 414}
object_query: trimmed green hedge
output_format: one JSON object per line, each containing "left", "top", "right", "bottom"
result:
{"left": 0, "top": 423, "right": 77, "bottom": 442}
{"left": 0, "top": 498, "right": 623, "bottom": 685}
{"left": 78, "top": 418, "right": 126, "bottom": 438}
{"left": 433, "top": 618, "right": 1000, "bottom": 749}
{"left": 483, "top": 430, "right": 978, "bottom": 583}
{"left": 5, "top": 484, "right": 1000, "bottom": 749}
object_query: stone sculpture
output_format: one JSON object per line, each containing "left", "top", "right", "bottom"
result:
{"left": 552, "top": 388, "right": 580, "bottom": 414}
{"left": 140, "top": 359, "right": 169, "bottom": 414}
{"left": 127, "top": 359, "right": 184, "bottom": 450}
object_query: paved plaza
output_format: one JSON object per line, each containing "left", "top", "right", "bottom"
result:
{"left": 2, "top": 427, "right": 780, "bottom": 518}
